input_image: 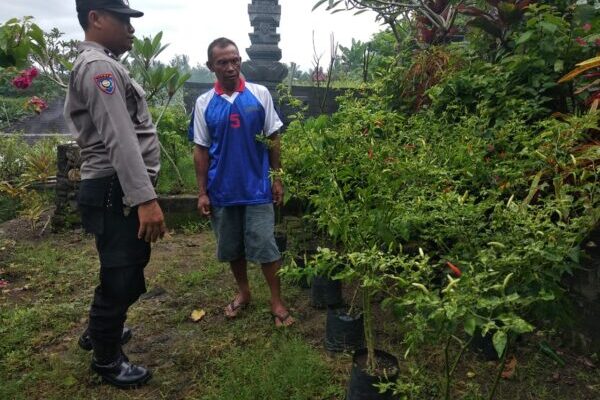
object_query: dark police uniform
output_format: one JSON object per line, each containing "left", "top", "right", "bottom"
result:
{"left": 64, "top": 40, "right": 159, "bottom": 364}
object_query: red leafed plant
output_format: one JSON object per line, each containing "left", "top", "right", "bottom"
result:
{"left": 559, "top": 55, "right": 600, "bottom": 112}
{"left": 416, "top": 0, "right": 463, "bottom": 45}
{"left": 25, "top": 96, "right": 48, "bottom": 114}
{"left": 313, "top": 0, "right": 465, "bottom": 47}
{"left": 459, "top": 0, "right": 534, "bottom": 47}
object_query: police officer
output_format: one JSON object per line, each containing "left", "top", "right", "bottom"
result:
{"left": 64, "top": 0, "right": 167, "bottom": 388}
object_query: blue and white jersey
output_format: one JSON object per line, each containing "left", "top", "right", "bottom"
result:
{"left": 189, "top": 79, "right": 283, "bottom": 207}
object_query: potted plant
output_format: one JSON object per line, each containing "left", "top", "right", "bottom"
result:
{"left": 311, "top": 248, "right": 400, "bottom": 399}
{"left": 307, "top": 248, "right": 344, "bottom": 309}
{"left": 325, "top": 286, "right": 364, "bottom": 352}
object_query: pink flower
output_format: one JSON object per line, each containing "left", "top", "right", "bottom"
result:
{"left": 25, "top": 67, "right": 38, "bottom": 79}
{"left": 27, "top": 96, "right": 48, "bottom": 114}
{"left": 10, "top": 67, "right": 39, "bottom": 90}
{"left": 12, "top": 76, "right": 32, "bottom": 89}
{"left": 595, "top": 38, "right": 600, "bottom": 47}
{"left": 583, "top": 23, "right": 592, "bottom": 32}
{"left": 576, "top": 37, "right": 587, "bottom": 46}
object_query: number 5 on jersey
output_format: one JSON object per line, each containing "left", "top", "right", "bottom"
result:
{"left": 230, "top": 113, "right": 241, "bottom": 128}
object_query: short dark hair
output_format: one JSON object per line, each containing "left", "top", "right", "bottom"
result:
{"left": 207, "top": 37, "right": 238, "bottom": 62}
{"left": 78, "top": 9, "right": 112, "bottom": 31}
{"left": 77, "top": 11, "right": 89, "bottom": 30}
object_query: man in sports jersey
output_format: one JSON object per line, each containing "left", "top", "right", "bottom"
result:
{"left": 190, "top": 37, "right": 294, "bottom": 327}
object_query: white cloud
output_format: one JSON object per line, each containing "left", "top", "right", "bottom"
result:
{"left": 0, "top": 0, "right": 383, "bottom": 71}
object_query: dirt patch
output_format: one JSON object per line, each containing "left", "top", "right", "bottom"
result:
{"left": 0, "top": 209, "right": 54, "bottom": 242}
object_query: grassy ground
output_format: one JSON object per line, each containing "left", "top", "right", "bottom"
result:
{"left": 0, "top": 220, "right": 599, "bottom": 400}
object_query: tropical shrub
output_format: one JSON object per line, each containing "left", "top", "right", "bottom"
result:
{"left": 151, "top": 106, "right": 196, "bottom": 194}
{"left": 280, "top": 54, "right": 600, "bottom": 394}
{"left": 0, "top": 136, "right": 59, "bottom": 228}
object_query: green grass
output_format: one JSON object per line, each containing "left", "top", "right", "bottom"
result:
{"left": 0, "top": 231, "right": 343, "bottom": 400}
{"left": 199, "top": 334, "right": 341, "bottom": 400}
{"left": 1, "top": 231, "right": 599, "bottom": 399}
{"left": 0, "top": 238, "right": 97, "bottom": 399}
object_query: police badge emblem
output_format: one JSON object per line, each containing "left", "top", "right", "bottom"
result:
{"left": 94, "top": 73, "right": 115, "bottom": 95}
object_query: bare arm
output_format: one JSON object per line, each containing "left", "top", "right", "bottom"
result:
{"left": 193, "top": 144, "right": 211, "bottom": 216}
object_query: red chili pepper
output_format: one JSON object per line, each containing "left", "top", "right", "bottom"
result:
{"left": 446, "top": 261, "right": 462, "bottom": 277}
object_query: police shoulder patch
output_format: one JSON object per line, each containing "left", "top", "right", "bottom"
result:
{"left": 94, "top": 73, "right": 115, "bottom": 95}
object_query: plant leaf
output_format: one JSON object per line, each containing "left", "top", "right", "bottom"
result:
{"left": 515, "top": 30, "right": 534, "bottom": 45}
{"left": 464, "top": 317, "right": 477, "bottom": 336}
{"left": 559, "top": 56, "right": 600, "bottom": 83}
{"left": 501, "top": 356, "right": 517, "bottom": 379}
{"left": 493, "top": 330, "right": 508, "bottom": 358}
{"left": 190, "top": 309, "right": 206, "bottom": 322}
{"left": 312, "top": 0, "right": 329, "bottom": 11}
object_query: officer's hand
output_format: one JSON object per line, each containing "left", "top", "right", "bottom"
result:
{"left": 137, "top": 200, "right": 167, "bottom": 243}
{"left": 272, "top": 179, "right": 284, "bottom": 207}
{"left": 198, "top": 194, "right": 211, "bottom": 217}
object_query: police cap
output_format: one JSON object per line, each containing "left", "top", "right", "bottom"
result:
{"left": 76, "top": 0, "right": 144, "bottom": 18}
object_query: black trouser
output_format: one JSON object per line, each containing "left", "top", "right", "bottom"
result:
{"left": 78, "top": 176, "right": 151, "bottom": 361}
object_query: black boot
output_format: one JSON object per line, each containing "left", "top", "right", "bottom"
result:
{"left": 91, "top": 343, "right": 151, "bottom": 389}
{"left": 79, "top": 327, "right": 132, "bottom": 351}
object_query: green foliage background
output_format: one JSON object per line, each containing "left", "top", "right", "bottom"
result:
{"left": 281, "top": 1, "right": 600, "bottom": 397}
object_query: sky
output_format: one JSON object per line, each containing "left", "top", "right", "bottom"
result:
{"left": 0, "top": 0, "right": 384, "bottom": 71}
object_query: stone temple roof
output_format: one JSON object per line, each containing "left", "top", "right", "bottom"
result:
{"left": 2, "top": 97, "right": 71, "bottom": 143}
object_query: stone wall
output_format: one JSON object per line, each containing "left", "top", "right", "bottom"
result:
{"left": 51, "top": 143, "right": 82, "bottom": 231}
{"left": 183, "top": 82, "right": 347, "bottom": 125}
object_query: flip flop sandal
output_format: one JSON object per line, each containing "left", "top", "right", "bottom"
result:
{"left": 272, "top": 312, "right": 295, "bottom": 327}
{"left": 224, "top": 300, "right": 249, "bottom": 319}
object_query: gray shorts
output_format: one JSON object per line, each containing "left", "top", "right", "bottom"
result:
{"left": 210, "top": 203, "right": 281, "bottom": 264}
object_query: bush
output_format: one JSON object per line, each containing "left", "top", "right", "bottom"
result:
{"left": 150, "top": 106, "right": 197, "bottom": 194}
{"left": 0, "top": 136, "right": 59, "bottom": 227}
{"left": 0, "top": 135, "right": 29, "bottom": 181}
{"left": 281, "top": 76, "right": 600, "bottom": 394}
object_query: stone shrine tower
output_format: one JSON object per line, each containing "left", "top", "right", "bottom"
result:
{"left": 241, "top": 0, "right": 288, "bottom": 92}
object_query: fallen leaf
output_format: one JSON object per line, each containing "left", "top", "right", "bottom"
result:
{"left": 190, "top": 309, "right": 206, "bottom": 322}
{"left": 502, "top": 356, "right": 517, "bottom": 379}
{"left": 578, "top": 356, "right": 596, "bottom": 369}
{"left": 63, "top": 375, "right": 77, "bottom": 387}
{"left": 467, "top": 371, "right": 476, "bottom": 378}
